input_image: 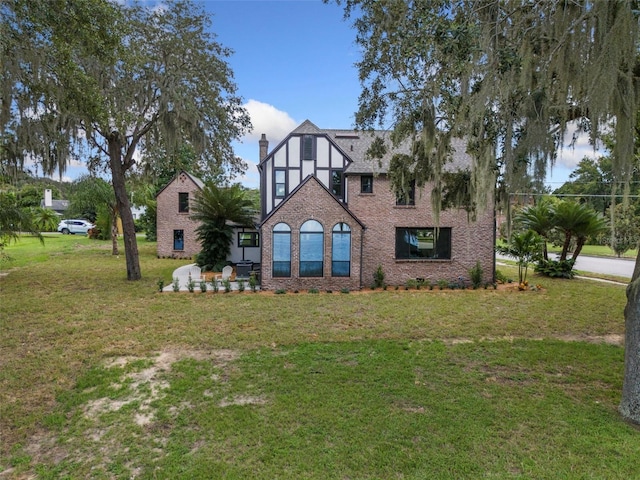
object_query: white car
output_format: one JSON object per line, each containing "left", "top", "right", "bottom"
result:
{"left": 57, "top": 219, "right": 95, "bottom": 235}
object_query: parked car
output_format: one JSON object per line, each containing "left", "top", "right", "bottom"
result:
{"left": 57, "top": 219, "right": 95, "bottom": 235}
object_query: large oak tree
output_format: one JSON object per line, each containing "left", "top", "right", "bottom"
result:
{"left": 337, "top": 0, "right": 640, "bottom": 423}
{"left": 2, "top": 0, "right": 250, "bottom": 280}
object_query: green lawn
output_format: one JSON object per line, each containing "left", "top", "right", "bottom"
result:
{"left": 0, "top": 235, "right": 636, "bottom": 479}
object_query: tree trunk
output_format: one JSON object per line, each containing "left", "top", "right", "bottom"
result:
{"left": 559, "top": 232, "right": 572, "bottom": 261}
{"left": 572, "top": 238, "right": 585, "bottom": 262}
{"left": 108, "top": 132, "right": 141, "bottom": 280}
{"left": 620, "top": 249, "right": 640, "bottom": 424}
{"left": 110, "top": 209, "right": 119, "bottom": 256}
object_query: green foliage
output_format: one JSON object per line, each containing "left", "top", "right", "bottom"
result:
{"left": 535, "top": 259, "right": 576, "bottom": 279}
{"left": 222, "top": 279, "right": 232, "bottom": 293}
{"left": 30, "top": 207, "right": 58, "bottom": 232}
{"left": 275, "top": 289, "right": 286, "bottom": 295}
{"left": 186, "top": 274, "right": 195, "bottom": 293}
{"left": 495, "top": 269, "right": 510, "bottom": 284}
{"left": 0, "top": 192, "right": 41, "bottom": 249}
{"left": 248, "top": 274, "right": 257, "bottom": 293}
{"left": 156, "top": 279, "right": 164, "bottom": 292}
{"left": 191, "top": 182, "right": 255, "bottom": 271}
{"left": 608, "top": 203, "right": 640, "bottom": 258}
{"left": 496, "top": 230, "right": 543, "bottom": 284}
{"left": 373, "top": 264, "right": 385, "bottom": 288}
{"left": 172, "top": 277, "right": 180, "bottom": 292}
{"left": 469, "top": 261, "right": 483, "bottom": 289}
{"left": 237, "top": 279, "right": 245, "bottom": 293}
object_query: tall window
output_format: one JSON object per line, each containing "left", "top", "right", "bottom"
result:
{"left": 332, "top": 223, "right": 351, "bottom": 277}
{"left": 275, "top": 169, "right": 286, "bottom": 198}
{"left": 173, "top": 229, "right": 184, "bottom": 250}
{"left": 302, "top": 135, "right": 314, "bottom": 160}
{"left": 272, "top": 223, "right": 291, "bottom": 277}
{"left": 396, "top": 180, "right": 416, "bottom": 206}
{"left": 361, "top": 175, "right": 373, "bottom": 193}
{"left": 300, "top": 220, "right": 323, "bottom": 277}
{"left": 395, "top": 228, "right": 451, "bottom": 259}
{"left": 238, "top": 232, "right": 259, "bottom": 247}
{"left": 178, "top": 192, "right": 189, "bottom": 212}
{"left": 331, "top": 169, "right": 343, "bottom": 197}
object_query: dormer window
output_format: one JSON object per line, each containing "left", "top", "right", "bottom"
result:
{"left": 302, "top": 135, "right": 315, "bottom": 161}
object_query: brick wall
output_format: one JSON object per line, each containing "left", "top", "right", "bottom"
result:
{"left": 261, "top": 177, "right": 363, "bottom": 291}
{"left": 347, "top": 174, "right": 495, "bottom": 287}
{"left": 156, "top": 173, "right": 202, "bottom": 258}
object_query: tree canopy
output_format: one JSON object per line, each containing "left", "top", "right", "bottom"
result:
{"left": 337, "top": 0, "right": 640, "bottom": 423}
{"left": 2, "top": 0, "right": 251, "bottom": 280}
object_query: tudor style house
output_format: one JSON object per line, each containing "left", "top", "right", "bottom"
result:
{"left": 258, "top": 120, "right": 495, "bottom": 291}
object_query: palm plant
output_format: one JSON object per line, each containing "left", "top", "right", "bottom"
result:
{"left": 496, "top": 230, "right": 543, "bottom": 284}
{"left": 0, "top": 192, "right": 41, "bottom": 251}
{"left": 514, "top": 198, "right": 555, "bottom": 260}
{"left": 191, "top": 183, "right": 255, "bottom": 271}
{"left": 552, "top": 201, "right": 599, "bottom": 261}
{"left": 31, "top": 207, "right": 59, "bottom": 232}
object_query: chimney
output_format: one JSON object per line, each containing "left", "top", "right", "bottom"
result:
{"left": 259, "top": 134, "right": 269, "bottom": 162}
{"left": 44, "top": 189, "right": 53, "bottom": 208}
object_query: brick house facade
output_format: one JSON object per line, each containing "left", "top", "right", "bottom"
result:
{"left": 258, "top": 120, "right": 495, "bottom": 290}
{"left": 156, "top": 171, "right": 204, "bottom": 258}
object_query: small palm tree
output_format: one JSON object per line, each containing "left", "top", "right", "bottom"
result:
{"left": 0, "top": 192, "right": 42, "bottom": 251}
{"left": 514, "top": 198, "right": 555, "bottom": 260}
{"left": 31, "top": 207, "right": 60, "bottom": 232}
{"left": 191, "top": 183, "right": 255, "bottom": 271}
{"left": 496, "top": 230, "right": 543, "bottom": 284}
{"left": 552, "top": 201, "right": 599, "bottom": 261}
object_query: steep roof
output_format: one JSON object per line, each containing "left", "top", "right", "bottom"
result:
{"left": 278, "top": 120, "right": 473, "bottom": 175}
{"left": 155, "top": 170, "right": 205, "bottom": 198}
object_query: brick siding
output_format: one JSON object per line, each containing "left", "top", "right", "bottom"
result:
{"left": 347, "top": 175, "right": 495, "bottom": 287}
{"left": 156, "top": 173, "right": 202, "bottom": 258}
{"left": 261, "top": 177, "right": 363, "bottom": 291}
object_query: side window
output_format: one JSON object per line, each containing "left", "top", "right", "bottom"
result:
{"left": 300, "top": 220, "right": 323, "bottom": 277}
{"left": 238, "top": 232, "right": 259, "bottom": 247}
{"left": 331, "top": 169, "right": 343, "bottom": 197}
{"left": 178, "top": 192, "right": 189, "bottom": 212}
{"left": 173, "top": 229, "right": 184, "bottom": 250}
{"left": 272, "top": 223, "right": 291, "bottom": 277}
{"left": 361, "top": 175, "right": 373, "bottom": 194}
{"left": 332, "top": 223, "right": 351, "bottom": 277}
{"left": 275, "top": 170, "right": 286, "bottom": 198}
{"left": 396, "top": 180, "right": 416, "bottom": 206}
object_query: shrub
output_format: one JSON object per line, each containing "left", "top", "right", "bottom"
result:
{"left": 405, "top": 279, "right": 418, "bottom": 289}
{"left": 212, "top": 281, "right": 219, "bottom": 293}
{"left": 237, "top": 279, "right": 245, "bottom": 292}
{"left": 535, "top": 259, "right": 576, "bottom": 279}
{"left": 275, "top": 289, "right": 286, "bottom": 294}
{"left": 437, "top": 279, "right": 448, "bottom": 290}
{"left": 495, "top": 269, "right": 509, "bottom": 284}
{"left": 469, "top": 261, "right": 483, "bottom": 289}
{"left": 157, "top": 279, "right": 165, "bottom": 292}
{"left": 222, "top": 278, "right": 232, "bottom": 293}
{"left": 340, "top": 288, "right": 350, "bottom": 294}
{"left": 199, "top": 280, "right": 207, "bottom": 293}
{"left": 186, "top": 274, "right": 195, "bottom": 293}
{"left": 172, "top": 277, "right": 180, "bottom": 292}
{"left": 373, "top": 265, "right": 385, "bottom": 288}
{"left": 309, "top": 288, "right": 319, "bottom": 294}
{"left": 249, "top": 274, "right": 257, "bottom": 292}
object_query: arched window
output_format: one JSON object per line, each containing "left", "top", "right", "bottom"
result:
{"left": 272, "top": 223, "right": 291, "bottom": 277}
{"left": 332, "top": 223, "right": 351, "bottom": 277}
{"left": 300, "top": 220, "right": 323, "bottom": 277}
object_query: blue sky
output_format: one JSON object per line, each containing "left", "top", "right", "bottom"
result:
{"left": 57, "top": 0, "right": 598, "bottom": 188}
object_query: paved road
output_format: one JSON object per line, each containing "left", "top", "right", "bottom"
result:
{"left": 497, "top": 254, "right": 634, "bottom": 279}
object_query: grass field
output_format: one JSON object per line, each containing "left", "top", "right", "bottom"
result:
{"left": 1, "top": 234, "right": 637, "bottom": 479}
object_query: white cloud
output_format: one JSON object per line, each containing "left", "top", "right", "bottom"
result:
{"left": 555, "top": 121, "right": 606, "bottom": 169}
{"left": 242, "top": 99, "right": 298, "bottom": 145}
